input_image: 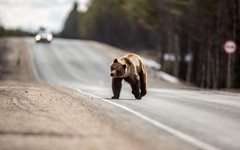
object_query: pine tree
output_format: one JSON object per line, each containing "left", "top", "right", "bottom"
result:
{"left": 61, "top": 2, "right": 80, "bottom": 39}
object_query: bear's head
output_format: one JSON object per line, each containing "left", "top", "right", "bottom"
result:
{"left": 110, "top": 58, "right": 127, "bottom": 78}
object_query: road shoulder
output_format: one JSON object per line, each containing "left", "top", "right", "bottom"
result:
{"left": 0, "top": 37, "right": 147, "bottom": 150}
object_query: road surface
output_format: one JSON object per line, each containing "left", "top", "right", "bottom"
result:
{"left": 24, "top": 37, "right": 240, "bottom": 150}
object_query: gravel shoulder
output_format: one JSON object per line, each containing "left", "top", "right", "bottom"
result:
{"left": 0, "top": 38, "right": 145, "bottom": 150}
{"left": 0, "top": 37, "right": 35, "bottom": 81}
{"left": 0, "top": 82, "right": 148, "bottom": 150}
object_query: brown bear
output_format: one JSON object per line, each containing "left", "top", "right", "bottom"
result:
{"left": 110, "top": 53, "right": 147, "bottom": 99}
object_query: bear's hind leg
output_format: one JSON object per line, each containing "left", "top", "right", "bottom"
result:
{"left": 111, "top": 78, "right": 122, "bottom": 99}
{"left": 139, "top": 70, "right": 147, "bottom": 97}
{"left": 128, "top": 76, "right": 141, "bottom": 100}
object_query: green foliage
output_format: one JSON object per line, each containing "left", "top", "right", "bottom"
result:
{"left": 60, "top": 2, "right": 80, "bottom": 38}
{"left": 0, "top": 26, "right": 32, "bottom": 37}
{"left": 195, "top": 0, "right": 219, "bottom": 15}
{"left": 0, "top": 24, "right": 32, "bottom": 37}
{"left": 0, "top": 26, "right": 5, "bottom": 37}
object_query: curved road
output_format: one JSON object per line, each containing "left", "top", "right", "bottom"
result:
{"left": 26, "top": 38, "right": 240, "bottom": 150}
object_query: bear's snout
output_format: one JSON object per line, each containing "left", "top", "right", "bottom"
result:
{"left": 110, "top": 73, "right": 114, "bottom": 77}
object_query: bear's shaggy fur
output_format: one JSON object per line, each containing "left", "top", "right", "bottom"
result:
{"left": 110, "top": 53, "right": 147, "bottom": 99}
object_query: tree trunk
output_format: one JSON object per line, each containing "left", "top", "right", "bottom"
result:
{"left": 206, "top": 41, "right": 212, "bottom": 88}
{"left": 186, "top": 37, "right": 192, "bottom": 83}
{"left": 213, "top": 40, "right": 220, "bottom": 89}
{"left": 200, "top": 45, "right": 206, "bottom": 88}
{"left": 174, "top": 34, "right": 180, "bottom": 77}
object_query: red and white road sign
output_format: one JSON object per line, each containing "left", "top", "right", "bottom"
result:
{"left": 224, "top": 40, "right": 237, "bottom": 54}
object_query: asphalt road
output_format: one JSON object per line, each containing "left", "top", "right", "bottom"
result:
{"left": 26, "top": 38, "right": 240, "bottom": 150}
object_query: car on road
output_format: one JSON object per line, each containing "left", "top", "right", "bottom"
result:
{"left": 35, "top": 27, "right": 53, "bottom": 43}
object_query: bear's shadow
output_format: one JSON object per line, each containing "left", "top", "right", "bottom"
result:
{"left": 104, "top": 98, "right": 137, "bottom": 101}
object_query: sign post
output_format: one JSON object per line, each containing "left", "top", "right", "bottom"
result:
{"left": 224, "top": 40, "right": 237, "bottom": 89}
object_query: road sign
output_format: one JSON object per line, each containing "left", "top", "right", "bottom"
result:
{"left": 224, "top": 40, "right": 237, "bottom": 54}
{"left": 224, "top": 40, "right": 237, "bottom": 89}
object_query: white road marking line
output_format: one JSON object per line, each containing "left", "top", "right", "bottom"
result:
{"left": 25, "top": 38, "right": 41, "bottom": 81}
{"left": 71, "top": 87, "right": 221, "bottom": 150}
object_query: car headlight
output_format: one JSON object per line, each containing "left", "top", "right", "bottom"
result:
{"left": 35, "top": 35, "right": 41, "bottom": 41}
{"left": 47, "top": 35, "right": 53, "bottom": 41}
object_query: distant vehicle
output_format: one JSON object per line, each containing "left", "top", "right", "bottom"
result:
{"left": 35, "top": 27, "right": 53, "bottom": 43}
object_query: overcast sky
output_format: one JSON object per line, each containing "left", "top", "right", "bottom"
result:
{"left": 0, "top": 0, "right": 89, "bottom": 33}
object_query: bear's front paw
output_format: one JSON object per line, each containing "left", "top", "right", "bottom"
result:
{"left": 141, "top": 91, "right": 147, "bottom": 97}
{"left": 111, "top": 96, "right": 119, "bottom": 99}
{"left": 135, "top": 95, "right": 142, "bottom": 100}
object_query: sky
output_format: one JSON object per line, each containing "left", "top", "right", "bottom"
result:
{"left": 0, "top": 0, "right": 89, "bottom": 33}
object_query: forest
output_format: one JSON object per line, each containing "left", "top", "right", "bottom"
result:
{"left": 0, "top": 25, "right": 33, "bottom": 37}
{"left": 60, "top": 0, "right": 240, "bottom": 89}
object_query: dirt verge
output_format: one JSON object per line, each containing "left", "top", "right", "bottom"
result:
{"left": 0, "top": 38, "right": 146, "bottom": 150}
{"left": 0, "top": 37, "right": 35, "bottom": 82}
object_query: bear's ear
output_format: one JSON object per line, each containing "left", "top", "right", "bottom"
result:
{"left": 113, "top": 58, "right": 118, "bottom": 63}
{"left": 122, "top": 64, "right": 126, "bottom": 69}
{"left": 124, "top": 58, "right": 131, "bottom": 65}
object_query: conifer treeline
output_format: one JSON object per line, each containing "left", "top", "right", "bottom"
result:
{"left": 0, "top": 26, "right": 32, "bottom": 37}
{"left": 61, "top": 0, "right": 240, "bottom": 89}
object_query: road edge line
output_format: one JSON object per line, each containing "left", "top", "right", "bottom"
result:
{"left": 72, "top": 87, "right": 221, "bottom": 150}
